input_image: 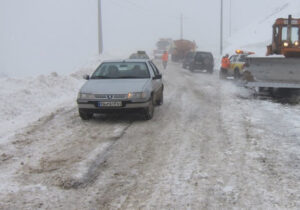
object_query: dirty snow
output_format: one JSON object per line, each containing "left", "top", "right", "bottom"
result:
{"left": 1, "top": 1, "right": 300, "bottom": 209}
{"left": 0, "top": 60, "right": 300, "bottom": 209}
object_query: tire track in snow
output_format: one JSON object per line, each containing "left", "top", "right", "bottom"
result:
{"left": 57, "top": 123, "right": 132, "bottom": 189}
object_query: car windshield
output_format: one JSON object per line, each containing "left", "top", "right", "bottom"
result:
{"left": 186, "top": 52, "right": 195, "bottom": 58}
{"left": 196, "top": 53, "right": 211, "bottom": 61}
{"left": 91, "top": 62, "right": 150, "bottom": 79}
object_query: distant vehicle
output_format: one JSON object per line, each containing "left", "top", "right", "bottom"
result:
{"left": 154, "top": 38, "right": 174, "bottom": 59}
{"left": 226, "top": 50, "right": 254, "bottom": 79}
{"left": 129, "top": 51, "right": 150, "bottom": 59}
{"left": 171, "top": 39, "right": 197, "bottom": 62}
{"left": 77, "top": 60, "right": 164, "bottom": 120}
{"left": 182, "top": 51, "right": 214, "bottom": 73}
{"left": 153, "top": 49, "right": 165, "bottom": 59}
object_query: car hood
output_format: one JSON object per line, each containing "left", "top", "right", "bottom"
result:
{"left": 80, "top": 79, "right": 150, "bottom": 94}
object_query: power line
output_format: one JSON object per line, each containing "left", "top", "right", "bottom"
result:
{"left": 107, "top": 0, "right": 179, "bottom": 25}
{"left": 122, "top": 0, "right": 180, "bottom": 20}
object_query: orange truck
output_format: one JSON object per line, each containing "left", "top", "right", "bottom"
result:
{"left": 171, "top": 39, "right": 197, "bottom": 62}
{"left": 244, "top": 15, "right": 300, "bottom": 90}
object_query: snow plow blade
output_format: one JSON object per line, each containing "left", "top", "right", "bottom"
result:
{"left": 244, "top": 57, "right": 300, "bottom": 88}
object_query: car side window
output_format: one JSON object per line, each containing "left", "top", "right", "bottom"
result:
{"left": 239, "top": 55, "right": 247, "bottom": 62}
{"left": 149, "top": 61, "right": 160, "bottom": 76}
{"left": 230, "top": 55, "right": 236, "bottom": 62}
{"left": 195, "top": 53, "right": 202, "bottom": 61}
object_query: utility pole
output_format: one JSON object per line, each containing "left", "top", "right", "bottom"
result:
{"left": 220, "top": 0, "right": 223, "bottom": 55}
{"left": 98, "top": 0, "right": 103, "bottom": 54}
{"left": 180, "top": 14, "right": 183, "bottom": 40}
{"left": 229, "top": 0, "right": 232, "bottom": 37}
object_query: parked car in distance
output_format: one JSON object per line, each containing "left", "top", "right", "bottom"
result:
{"left": 226, "top": 50, "right": 254, "bottom": 79}
{"left": 77, "top": 59, "right": 164, "bottom": 120}
{"left": 153, "top": 49, "right": 165, "bottom": 59}
{"left": 182, "top": 51, "right": 214, "bottom": 74}
{"left": 129, "top": 51, "right": 150, "bottom": 59}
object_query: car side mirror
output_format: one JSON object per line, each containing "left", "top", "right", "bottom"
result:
{"left": 153, "top": 74, "right": 162, "bottom": 80}
{"left": 83, "top": 74, "right": 90, "bottom": 80}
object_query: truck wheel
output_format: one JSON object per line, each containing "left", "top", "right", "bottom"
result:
{"left": 79, "top": 109, "right": 93, "bottom": 120}
{"left": 144, "top": 97, "right": 154, "bottom": 120}
{"left": 234, "top": 68, "right": 241, "bottom": 80}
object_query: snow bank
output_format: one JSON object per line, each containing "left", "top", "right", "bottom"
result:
{"left": 225, "top": 0, "right": 300, "bottom": 56}
{"left": 0, "top": 55, "right": 111, "bottom": 144}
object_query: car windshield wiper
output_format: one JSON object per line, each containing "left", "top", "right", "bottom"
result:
{"left": 118, "top": 76, "right": 143, "bottom": 79}
{"left": 91, "top": 76, "right": 113, "bottom": 79}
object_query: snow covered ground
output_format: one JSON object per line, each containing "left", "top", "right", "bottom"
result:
{"left": 0, "top": 55, "right": 116, "bottom": 144}
{"left": 1, "top": 1, "right": 300, "bottom": 208}
{"left": 0, "top": 60, "right": 300, "bottom": 209}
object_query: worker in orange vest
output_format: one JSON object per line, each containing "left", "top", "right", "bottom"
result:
{"left": 220, "top": 54, "right": 230, "bottom": 79}
{"left": 162, "top": 51, "right": 169, "bottom": 69}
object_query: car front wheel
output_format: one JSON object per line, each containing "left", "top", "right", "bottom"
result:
{"left": 79, "top": 109, "right": 93, "bottom": 120}
{"left": 156, "top": 91, "right": 164, "bottom": 105}
{"left": 234, "top": 68, "right": 241, "bottom": 80}
{"left": 144, "top": 97, "right": 154, "bottom": 120}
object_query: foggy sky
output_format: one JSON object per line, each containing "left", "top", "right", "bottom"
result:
{"left": 1, "top": 0, "right": 285, "bottom": 77}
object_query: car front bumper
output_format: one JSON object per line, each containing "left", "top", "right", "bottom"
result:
{"left": 77, "top": 99, "right": 150, "bottom": 110}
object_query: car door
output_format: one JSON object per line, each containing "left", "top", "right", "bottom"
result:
{"left": 194, "top": 53, "right": 204, "bottom": 68}
{"left": 148, "top": 61, "right": 163, "bottom": 101}
{"left": 229, "top": 55, "right": 237, "bottom": 75}
{"left": 235, "top": 55, "right": 247, "bottom": 73}
{"left": 186, "top": 52, "right": 195, "bottom": 65}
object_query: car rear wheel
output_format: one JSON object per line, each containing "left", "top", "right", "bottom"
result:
{"left": 79, "top": 109, "right": 93, "bottom": 120}
{"left": 144, "top": 97, "right": 154, "bottom": 120}
{"left": 189, "top": 65, "right": 195, "bottom": 71}
{"left": 234, "top": 68, "right": 241, "bottom": 80}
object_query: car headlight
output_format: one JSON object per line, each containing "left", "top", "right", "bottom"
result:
{"left": 283, "top": 41, "right": 289, "bottom": 47}
{"left": 128, "top": 92, "right": 147, "bottom": 99}
{"left": 294, "top": 41, "right": 299, "bottom": 46}
{"left": 78, "top": 93, "right": 93, "bottom": 99}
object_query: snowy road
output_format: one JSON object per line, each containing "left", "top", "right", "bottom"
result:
{"left": 1, "top": 62, "right": 300, "bottom": 209}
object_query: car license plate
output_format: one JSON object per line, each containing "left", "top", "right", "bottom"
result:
{"left": 98, "top": 101, "right": 122, "bottom": 107}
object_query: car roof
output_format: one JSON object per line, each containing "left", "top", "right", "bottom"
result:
{"left": 102, "top": 59, "right": 150, "bottom": 63}
{"left": 195, "top": 51, "right": 212, "bottom": 54}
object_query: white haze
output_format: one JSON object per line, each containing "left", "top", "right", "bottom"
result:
{"left": 0, "top": 0, "right": 287, "bottom": 77}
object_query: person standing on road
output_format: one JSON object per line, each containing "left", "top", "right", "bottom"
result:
{"left": 162, "top": 51, "right": 169, "bottom": 69}
{"left": 220, "top": 54, "right": 230, "bottom": 79}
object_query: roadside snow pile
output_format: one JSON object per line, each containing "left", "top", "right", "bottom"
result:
{"left": 0, "top": 73, "right": 83, "bottom": 143}
{"left": 225, "top": 0, "right": 300, "bottom": 55}
{"left": 0, "top": 55, "right": 105, "bottom": 143}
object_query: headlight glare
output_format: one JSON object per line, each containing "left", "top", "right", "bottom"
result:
{"left": 283, "top": 41, "right": 289, "bottom": 47}
{"left": 128, "top": 92, "right": 147, "bottom": 99}
{"left": 294, "top": 41, "right": 299, "bottom": 46}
